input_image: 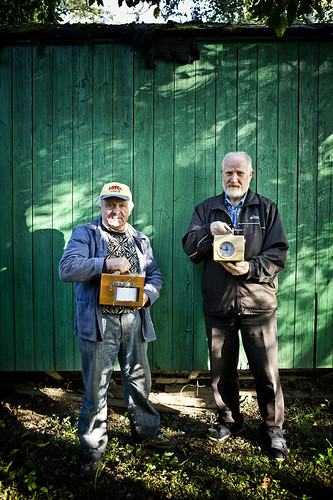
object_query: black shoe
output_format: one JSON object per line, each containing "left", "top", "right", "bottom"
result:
{"left": 266, "top": 431, "right": 288, "bottom": 461}
{"left": 207, "top": 420, "right": 243, "bottom": 443}
{"left": 207, "top": 424, "right": 231, "bottom": 442}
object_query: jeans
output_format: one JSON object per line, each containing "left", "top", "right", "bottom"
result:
{"left": 78, "top": 310, "right": 160, "bottom": 464}
{"left": 205, "top": 311, "right": 284, "bottom": 435}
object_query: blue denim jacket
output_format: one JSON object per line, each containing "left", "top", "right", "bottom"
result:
{"left": 59, "top": 217, "right": 162, "bottom": 342}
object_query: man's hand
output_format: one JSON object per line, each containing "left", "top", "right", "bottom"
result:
{"left": 141, "top": 293, "right": 149, "bottom": 308}
{"left": 210, "top": 221, "right": 233, "bottom": 236}
{"left": 220, "top": 261, "right": 249, "bottom": 276}
{"left": 106, "top": 256, "right": 131, "bottom": 274}
{"left": 134, "top": 292, "right": 149, "bottom": 310}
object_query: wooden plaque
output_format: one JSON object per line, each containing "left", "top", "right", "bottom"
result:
{"left": 213, "top": 234, "right": 245, "bottom": 262}
{"left": 99, "top": 273, "right": 145, "bottom": 307}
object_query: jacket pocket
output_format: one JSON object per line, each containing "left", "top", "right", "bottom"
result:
{"left": 75, "top": 300, "right": 95, "bottom": 336}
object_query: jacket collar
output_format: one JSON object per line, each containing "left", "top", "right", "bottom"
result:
{"left": 86, "top": 217, "right": 145, "bottom": 248}
{"left": 86, "top": 217, "right": 102, "bottom": 231}
{"left": 210, "top": 189, "right": 260, "bottom": 210}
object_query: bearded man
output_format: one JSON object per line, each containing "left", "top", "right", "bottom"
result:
{"left": 182, "top": 152, "right": 289, "bottom": 461}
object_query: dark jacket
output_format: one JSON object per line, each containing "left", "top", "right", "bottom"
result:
{"left": 59, "top": 217, "right": 162, "bottom": 342}
{"left": 182, "top": 189, "right": 288, "bottom": 316}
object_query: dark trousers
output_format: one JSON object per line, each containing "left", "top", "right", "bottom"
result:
{"left": 204, "top": 311, "right": 284, "bottom": 435}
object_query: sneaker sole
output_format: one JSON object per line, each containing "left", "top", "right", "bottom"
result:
{"left": 207, "top": 428, "right": 243, "bottom": 444}
{"left": 207, "top": 435, "right": 230, "bottom": 444}
{"left": 147, "top": 438, "right": 177, "bottom": 450}
{"left": 270, "top": 452, "right": 286, "bottom": 462}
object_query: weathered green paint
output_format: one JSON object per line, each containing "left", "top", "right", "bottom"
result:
{"left": 151, "top": 60, "right": 175, "bottom": 369}
{"left": 173, "top": 62, "right": 196, "bottom": 369}
{"left": 193, "top": 45, "right": 216, "bottom": 369}
{"left": 0, "top": 46, "right": 14, "bottom": 369}
{"left": 276, "top": 42, "right": 299, "bottom": 369}
{"left": 52, "top": 45, "right": 79, "bottom": 371}
{"left": 12, "top": 46, "right": 34, "bottom": 371}
{"left": 0, "top": 36, "right": 332, "bottom": 371}
{"left": 32, "top": 44, "right": 53, "bottom": 370}
{"left": 295, "top": 42, "right": 318, "bottom": 368}
{"left": 317, "top": 42, "right": 333, "bottom": 369}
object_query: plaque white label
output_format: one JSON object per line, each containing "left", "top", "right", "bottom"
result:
{"left": 115, "top": 287, "right": 139, "bottom": 302}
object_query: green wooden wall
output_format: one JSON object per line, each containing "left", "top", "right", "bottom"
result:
{"left": 0, "top": 36, "right": 332, "bottom": 371}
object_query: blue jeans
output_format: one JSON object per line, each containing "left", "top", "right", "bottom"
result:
{"left": 78, "top": 310, "right": 160, "bottom": 464}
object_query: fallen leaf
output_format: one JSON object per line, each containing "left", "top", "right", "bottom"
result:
{"left": 261, "top": 474, "right": 273, "bottom": 489}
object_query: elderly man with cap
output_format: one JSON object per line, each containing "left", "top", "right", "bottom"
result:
{"left": 59, "top": 182, "right": 176, "bottom": 479}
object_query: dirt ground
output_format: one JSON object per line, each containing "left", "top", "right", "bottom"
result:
{"left": 0, "top": 369, "right": 332, "bottom": 432}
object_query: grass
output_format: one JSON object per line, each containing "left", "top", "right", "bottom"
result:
{"left": 0, "top": 384, "right": 332, "bottom": 499}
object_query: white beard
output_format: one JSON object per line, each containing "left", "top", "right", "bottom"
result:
{"left": 224, "top": 185, "right": 247, "bottom": 199}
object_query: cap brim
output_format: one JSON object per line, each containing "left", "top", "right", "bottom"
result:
{"left": 100, "top": 194, "right": 130, "bottom": 200}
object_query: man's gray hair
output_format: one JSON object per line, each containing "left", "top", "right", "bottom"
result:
{"left": 222, "top": 152, "right": 253, "bottom": 173}
{"left": 97, "top": 197, "right": 134, "bottom": 212}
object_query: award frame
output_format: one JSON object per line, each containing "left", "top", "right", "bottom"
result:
{"left": 213, "top": 234, "right": 245, "bottom": 262}
{"left": 99, "top": 273, "right": 145, "bottom": 307}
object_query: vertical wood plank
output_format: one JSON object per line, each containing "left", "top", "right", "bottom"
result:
{"left": 52, "top": 45, "right": 79, "bottom": 370}
{"left": 216, "top": 42, "right": 238, "bottom": 179}
{"left": 257, "top": 43, "right": 278, "bottom": 202}
{"left": 12, "top": 46, "right": 34, "bottom": 370}
{"left": 133, "top": 52, "right": 154, "bottom": 235}
{"left": 32, "top": 45, "right": 54, "bottom": 370}
{"left": 0, "top": 47, "right": 15, "bottom": 369}
{"left": 237, "top": 43, "right": 258, "bottom": 190}
{"left": 92, "top": 44, "right": 114, "bottom": 211}
{"left": 316, "top": 41, "right": 333, "bottom": 368}
{"left": 173, "top": 63, "right": 196, "bottom": 369}
{"left": 112, "top": 44, "right": 133, "bottom": 192}
{"left": 72, "top": 45, "right": 93, "bottom": 227}
{"left": 193, "top": 43, "right": 217, "bottom": 369}
{"left": 152, "top": 61, "right": 175, "bottom": 370}
{"left": 276, "top": 42, "right": 299, "bottom": 368}
{"left": 195, "top": 44, "right": 217, "bottom": 204}
{"left": 294, "top": 41, "right": 318, "bottom": 367}
{"left": 133, "top": 52, "right": 155, "bottom": 364}
{"left": 71, "top": 45, "right": 94, "bottom": 368}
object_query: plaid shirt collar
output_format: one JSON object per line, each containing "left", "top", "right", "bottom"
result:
{"left": 224, "top": 191, "right": 248, "bottom": 229}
